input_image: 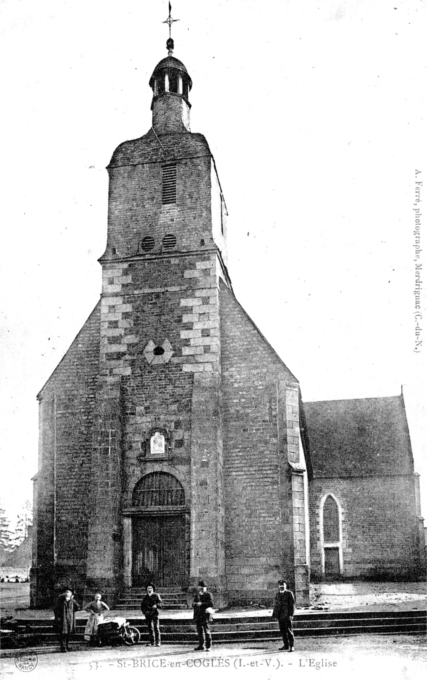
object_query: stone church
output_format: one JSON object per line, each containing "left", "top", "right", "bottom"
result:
{"left": 31, "top": 32, "right": 425, "bottom": 609}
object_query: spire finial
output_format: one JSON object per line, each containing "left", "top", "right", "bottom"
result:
{"left": 163, "top": 3, "right": 179, "bottom": 54}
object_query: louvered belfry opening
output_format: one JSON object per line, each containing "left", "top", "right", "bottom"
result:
{"left": 162, "top": 164, "right": 177, "bottom": 204}
{"left": 132, "top": 472, "right": 185, "bottom": 507}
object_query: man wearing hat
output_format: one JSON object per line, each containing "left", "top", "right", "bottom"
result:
{"left": 53, "top": 588, "right": 81, "bottom": 652}
{"left": 193, "top": 581, "right": 214, "bottom": 651}
{"left": 272, "top": 580, "right": 295, "bottom": 652}
{"left": 141, "top": 583, "right": 163, "bottom": 646}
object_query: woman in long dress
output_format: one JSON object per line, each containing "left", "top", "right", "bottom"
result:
{"left": 84, "top": 592, "right": 110, "bottom": 642}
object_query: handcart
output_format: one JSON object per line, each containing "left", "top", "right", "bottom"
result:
{"left": 97, "top": 617, "right": 140, "bottom": 646}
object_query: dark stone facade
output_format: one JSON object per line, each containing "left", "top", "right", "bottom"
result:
{"left": 31, "top": 42, "right": 425, "bottom": 610}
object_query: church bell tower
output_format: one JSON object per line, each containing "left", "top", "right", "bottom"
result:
{"left": 85, "top": 20, "right": 230, "bottom": 605}
{"left": 32, "top": 8, "right": 312, "bottom": 609}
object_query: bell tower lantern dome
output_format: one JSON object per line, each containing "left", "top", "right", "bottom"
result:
{"left": 149, "top": 38, "right": 193, "bottom": 134}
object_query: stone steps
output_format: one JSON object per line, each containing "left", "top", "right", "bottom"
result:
{"left": 122, "top": 587, "right": 186, "bottom": 592}
{"left": 117, "top": 587, "right": 188, "bottom": 610}
{"left": 1, "top": 610, "right": 425, "bottom": 657}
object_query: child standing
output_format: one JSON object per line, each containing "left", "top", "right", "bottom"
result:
{"left": 84, "top": 593, "right": 110, "bottom": 643}
{"left": 141, "top": 584, "right": 163, "bottom": 646}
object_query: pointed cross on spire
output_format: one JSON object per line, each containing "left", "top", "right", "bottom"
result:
{"left": 163, "top": 2, "right": 179, "bottom": 40}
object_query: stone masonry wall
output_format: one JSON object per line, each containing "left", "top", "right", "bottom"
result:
{"left": 106, "top": 155, "right": 217, "bottom": 259}
{"left": 309, "top": 475, "right": 425, "bottom": 580}
{"left": 31, "top": 398, "right": 55, "bottom": 607}
{"left": 85, "top": 133, "right": 230, "bottom": 602}
{"left": 219, "top": 283, "right": 308, "bottom": 604}
{"left": 85, "top": 250, "right": 228, "bottom": 602}
{"left": 31, "top": 305, "right": 100, "bottom": 606}
{"left": 152, "top": 94, "right": 191, "bottom": 133}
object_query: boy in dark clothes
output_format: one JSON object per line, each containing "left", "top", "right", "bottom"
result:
{"left": 272, "top": 579, "right": 295, "bottom": 652}
{"left": 141, "top": 583, "right": 163, "bottom": 646}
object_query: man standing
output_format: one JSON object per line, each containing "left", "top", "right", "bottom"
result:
{"left": 141, "top": 583, "right": 162, "bottom": 647}
{"left": 193, "top": 580, "right": 214, "bottom": 652}
{"left": 272, "top": 579, "right": 295, "bottom": 652}
{"left": 54, "top": 588, "right": 81, "bottom": 652}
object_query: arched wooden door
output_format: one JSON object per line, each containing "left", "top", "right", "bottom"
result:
{"left": 131, "top": 473, "right": 187, "bottom": 587}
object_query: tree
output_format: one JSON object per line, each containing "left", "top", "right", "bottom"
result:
{"left": 0, "top": 506, "right": 15, "bottom": 556}
{"left": 14, "top": 500, "right": 33, "bottom": 546}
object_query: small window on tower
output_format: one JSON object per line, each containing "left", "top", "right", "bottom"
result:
{"left": 162, "top": 164, "right": 177, "bottom": 204}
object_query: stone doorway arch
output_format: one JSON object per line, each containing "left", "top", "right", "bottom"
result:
{"left": 127, "top": 473, "right": 188, "bottom": 588}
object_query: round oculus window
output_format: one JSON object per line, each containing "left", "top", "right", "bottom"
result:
{"left": 141, "top": 236, "right": 155, "bottom": 252}
{"left": 162, "top": 234, "right": 177, "bottom": 249}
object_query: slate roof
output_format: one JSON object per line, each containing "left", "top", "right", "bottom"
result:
{"left": 304, "top": 395, "right": 414, "bottom": 477}
{"left": 108, "top": 129, "right": 211, "bottom": 168}
{"left": 151, "top": 56, "right": 190, "bottom": 77}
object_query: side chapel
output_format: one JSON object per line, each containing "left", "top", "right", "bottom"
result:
{"left": 31, "top": 22, "right": 425, "bottom": 609}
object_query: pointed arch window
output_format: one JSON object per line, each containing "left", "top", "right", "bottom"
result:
{"left": 323, "top": 495, "right": 340, "bottom": 542}
{"left": 320, "top": 493, "right": 343, "bottom": 578}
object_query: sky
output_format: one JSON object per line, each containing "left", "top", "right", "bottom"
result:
{"left": 1, "top": 0, "right": 426, "bottom": 518}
